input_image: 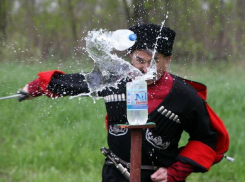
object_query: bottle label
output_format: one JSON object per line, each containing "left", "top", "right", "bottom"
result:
{"left": 127, "top": 89, "right": 148, "bottom": 110}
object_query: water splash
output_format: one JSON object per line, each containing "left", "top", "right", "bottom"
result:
{"left": 144, "top": 12, "right": 169, "bottom": 81}
{"left": 70, "top": 29, "right": 142, "bottom": 100}
{"left": 71, "top": 14, "right": 169, "bottom": 100}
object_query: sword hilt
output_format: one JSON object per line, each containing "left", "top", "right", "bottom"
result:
{"left": 100, "top": 147, "right": 130, "bottom": 181}
{"left": 17, "top": 91, "right": 30, "bottom": 102}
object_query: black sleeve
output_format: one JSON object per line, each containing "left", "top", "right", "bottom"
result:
{"left": 47, "top": 73, "right": 90, "bottom": 96}
{"left": 175, "top": 99, "right": 219, "bottom": 172}
{"left": 183, "top": 100, "right": 218, "bottom": 150}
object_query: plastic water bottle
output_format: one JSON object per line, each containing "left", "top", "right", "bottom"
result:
{"left": 111, "top": 29, "right": 137, "bottom": 51}
{"left": 126, "top": 77, "right": 148, "bottom": 125}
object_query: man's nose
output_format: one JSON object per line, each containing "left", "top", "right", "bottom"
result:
{"left": 145, "top": 62, "right": 150, "bottom": 68}
{"left": 142, "top": 63, "right": 149, "bottom": 73}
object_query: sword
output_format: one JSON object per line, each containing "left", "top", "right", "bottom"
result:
{"left": 0, "top": 91, "right": 91, "bottom": 101}
{"left": 0, "top": 94, "right": 21, "bottom": 100}
{"left": 0, "top": 91, "right": 30, "bottom": 101}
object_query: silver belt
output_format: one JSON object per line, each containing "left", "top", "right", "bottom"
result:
{"left": 105, "top": 158, "right": 159, "bottom": 171}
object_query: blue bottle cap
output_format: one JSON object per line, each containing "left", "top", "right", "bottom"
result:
{"left": 129, "top": 34, "right": 137, "bottom": 41}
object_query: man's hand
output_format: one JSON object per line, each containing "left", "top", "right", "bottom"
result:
{"left": 18, "top": 78, "right": 43, "bottom": 102}
{"left": 18, "top": 84, "right": 33, "bottom": 102}
{"left": 153, "top": 161, "right": 194, "bottom": 182}
{"left": 150, "top": 167, "right": 168, "bottom": 182}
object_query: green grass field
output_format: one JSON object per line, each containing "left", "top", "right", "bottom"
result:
{"left": 0, "top": 60, "right": 244, "bottom": 182}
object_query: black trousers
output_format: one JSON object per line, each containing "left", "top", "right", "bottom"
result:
{"left": 102, "top": 163, "right": 155, "bottom": 182}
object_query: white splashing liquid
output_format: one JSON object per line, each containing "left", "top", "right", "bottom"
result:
{"left": 70, "top": 14, "right": 169, "bottom": 100}
{"left": 144, "top": 12, "right": 169, "bottom": 81}
{"left": 70, "top": 29, "right": 142, "bottom": 100}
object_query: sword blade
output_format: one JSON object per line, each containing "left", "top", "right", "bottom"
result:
{"left": 0, "top": 94, "right": 21, "bottom": 100}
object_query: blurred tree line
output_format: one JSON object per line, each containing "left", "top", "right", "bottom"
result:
{"left": 0, "top": 0, "right": 244, "bottom": 62}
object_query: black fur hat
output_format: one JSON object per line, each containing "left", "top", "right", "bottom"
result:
{"left": 128, "top": 23, "right": 176, "bottom": 56}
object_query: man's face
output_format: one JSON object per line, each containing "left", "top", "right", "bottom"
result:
{"left": 129, "top": 50, "right": 170, "bottom": 84}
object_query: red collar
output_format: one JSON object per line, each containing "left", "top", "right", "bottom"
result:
{"left": 147, "top": 72, "right": 173, "bottom": 113}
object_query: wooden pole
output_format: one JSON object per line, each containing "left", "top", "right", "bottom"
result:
{"left": 118, "top": 123, "right": 156, "bottom": 182}
{"left": 130, "top": 128, "right": 142, "bottom": 182}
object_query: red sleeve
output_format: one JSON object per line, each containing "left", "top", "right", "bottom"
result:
{"left": 177, "top": 104, "right": 229, "bottom": 171}
{"left": 28, "top": 78, "right": 42, "bottom": 97}
{"left": 205, "top": 103, "right": 229, "bottom": 163}
{"left": 178, "top": 141, "right": 216, "bottom": 171}
{"left": 167, "top": 161, "right": 194, "bottom": 182}
{"left": 28, "top": 70, "right": 65, "bottom": 98}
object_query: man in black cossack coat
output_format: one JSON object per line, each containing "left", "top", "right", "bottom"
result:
{"left": 20, "top": 23, "right": 229, "bottom": 182}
